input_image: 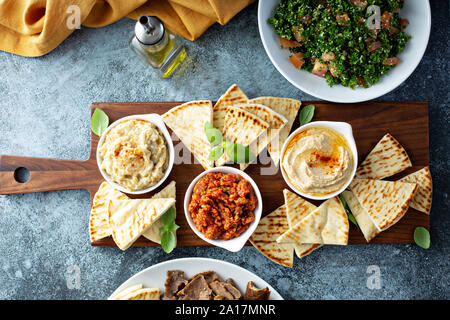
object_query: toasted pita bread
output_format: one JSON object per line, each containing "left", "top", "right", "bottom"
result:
{"left": 119, "top": 288, "right": 160, "bottom": 300}
{"left": 248, "top": 97, "right": 301, "bottom": 166}
{"left": 249, "top": 205, "right": 294, "bottom": 268}
{"left": 142, "top": 181, "right": 176, "bottom": 244}
{"left": 349, "top": 179, "right": 417, "bottom": 231}
{"left": 89, "top": 182, "right": 129, "bottom": 243}
{"left": 237, "top": 104, "right": 288, "bottom": 170}
{"left": 109, "top": 284, "right": 144, "bottom": 300}
{"left": 283, "top": 189, "right": 322, "bottom": 258}
{"left": 398, "top": 167, "right": 432, "bottom": 215}
{"left": 162, "top": 100, "right": 214, "bottom": 170}
{"left": 215, "top": 106, "right": 269, "bottom": 167}
{"left": 213, "top": 84, "right": 248, "bottom": 132}
{"left": 341, "top": 190, "right": 380, "bottom": 242}
{"left": 355, "top": 133, "right": 412, "bottom": 180}
{"left": 109, "top": 198, "right": 175, "bottom": 250}
{"left": 277, "top": 197, "right": 349, "bottom": 245}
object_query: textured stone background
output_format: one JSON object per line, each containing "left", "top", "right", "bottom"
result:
{"left": 0, "top": 2, "right": 448, "bottom": 300}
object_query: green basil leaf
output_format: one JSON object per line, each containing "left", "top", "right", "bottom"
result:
{"left": 414, "top": 227, "right": 430, "bottom": 249}
{"left": 226, "top": 143, "right": 255, "bottom": 164}
{"left": 209, "top": 145, "right": 224, "bottom": 161}
{"left": 91, "top": 108, "right": 109, "bottom": 136}
{"left": 168, "top": 222, "right": 180, "bottom": 232}
{"left": 299, "top": 105, "right": 315, "bottom": 126}
{"left": 339, "top": 194, "right": 358, "bottom": 227}
{"left": 161, "top": 231, "right": 176, "bottom": 254}
{"left": 160, "top": 207, "right": 176, "bottom": 225}
{"left": 205, "top": 128, "right": 223, "bottom": 145}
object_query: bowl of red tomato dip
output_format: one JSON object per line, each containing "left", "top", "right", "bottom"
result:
{"left": 184, "top": 167, "right": 262, "bottom": 252}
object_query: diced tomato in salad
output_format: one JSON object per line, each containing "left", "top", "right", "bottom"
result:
{"left": 336, "top": 13, "right": 349, "bottom": 26}
{"left": 350, "top": 0, "right": 367, "bottom": 9}
{"left": 368, "top": 41, "right": 382, "bottom": 52}
{"left": 280, "top": 37, "right": 301, "bottom": 48}
{"left": 383, "top": 57, "right": 400, "bottom": 66}
{"left": 321, "top": 52, "right": 335, "bottom": 61}
{"left": 312, "top": 60, "right": 328, "bottom": 77}
{"left": 289, "top": 53, "right": 305, "bottom": 69}
{"left": 381, "top": 12, "right": 392, "bottom": 29}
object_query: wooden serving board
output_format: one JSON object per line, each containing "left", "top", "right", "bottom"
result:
{"left": 0, "top": 101, "right": 430, "bottom": 246}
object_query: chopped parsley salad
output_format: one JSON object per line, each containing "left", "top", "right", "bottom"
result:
{"left": 268, "top": 0, "right": 411, "bottom": 88}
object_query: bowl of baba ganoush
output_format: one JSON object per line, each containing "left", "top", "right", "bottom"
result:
{"left": 96, "top": 114, "right": 174, "bottom": 194}
{"left": 280, "top": 121, "right": 358, "bottom": 200}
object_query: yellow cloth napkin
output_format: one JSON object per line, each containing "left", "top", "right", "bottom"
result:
{"left": 0, "top": 0, "right": 254, "bottom": 57}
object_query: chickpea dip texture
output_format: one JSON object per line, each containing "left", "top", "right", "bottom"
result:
{"left": 188, "top": 172, "right": 257, "bottom": 240}
{"left": 98, "top": 119, "right": 169, "bottom": 191}
{"left": 282, "top": 126, "right": 354, "bottom": 196}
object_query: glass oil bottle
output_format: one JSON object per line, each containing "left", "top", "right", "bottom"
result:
{"left": 130, "top": 16, "right": 186, "bottom": 78}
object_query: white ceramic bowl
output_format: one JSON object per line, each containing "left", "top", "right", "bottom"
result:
{"left": 280, "top": 121, "right": 358, "bottom": 201}
{"left": 96, "top": 114, "right": 174, "bottom": 195}
{"left": 184, "top": 167, "right": 262, "bottom": 252}
{"left": 258, "top": 0, "right": 431, "bottom": 103}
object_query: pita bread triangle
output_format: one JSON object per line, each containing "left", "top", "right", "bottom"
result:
{"left": 109, "top": 198, "right": 175, "bottom": 250}
{"left": 248, "top": 97, "right": 301, "bottom": 166}
{"left": 142, "top": 181, "right": 176, "bottom": 244}
{"left": 213, "top": 84, "right": 249, "bottom": 133}
{"left": 162, "top": 100, "right": 214, "bottom": 170}
{"left": 349, "top": 178, "right": 417, "bottom": 231}
{"left": 277, "top": 196, "right": 349, "bottom": 245}
{"left": 249, "top": 205, "right": 294, "bottom": 268}
{"left": 237, "top": 103, "right": 288, "bottom": 170}
{"left": 89, "top": 182, "right": 129, "bottom": 243}
{"left": 398, "top": 167, "right": 432, "bottom": 215}
{"left": 215, "top": 106, "right": 269, "bottom": 167}
{"left": 355, "top": 133, "right": 412, "bottom": 180}
{"left": 283, "top": 189, "right": 322, "bottom": 258}
{"left": 119, "top": 288, "right": 160, "bottom": 300}
{"left": 341, "top": 190, "right": 380, "bottom": 242}
{"left": 109, "top": 284, "right": 144, "bottom": 300}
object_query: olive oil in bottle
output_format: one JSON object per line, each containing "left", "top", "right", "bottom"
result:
{"left": 130, "top": 16, "right": 186, "bottom": 78}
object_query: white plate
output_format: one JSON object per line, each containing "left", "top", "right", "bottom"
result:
{"left": 109, "top": 257, "right": 283, "bottom": 300}
{"left": 258, "top": 0, "right": 431, "bottom": 103}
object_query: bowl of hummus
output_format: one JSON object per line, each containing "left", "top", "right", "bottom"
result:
{"left": 96, "top": 114, "right": 174, "bottom": 194}
{"left": 280, "top": 122, "right": 357, "bottom": 200}
{"left": 184, "top": 167, "right": 262, "bottom": 252}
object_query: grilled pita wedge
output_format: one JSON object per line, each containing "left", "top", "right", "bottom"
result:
{"left": 249, "top": 205, "right": 294, "bottom": 268}
{"left": 162, "top": 100, "right": 214, "bottom": 170}
{"left": 237, "top": 103, "right": 288, "bottom": 170}
{"left": 341, "top": 190, "right": 380, "bottom": 242}
{"left": 355, "top": 133, "right": 412, "bottom": 180}
{"left": 142, "top": 181, "right": 176, "bottom": 244}
{"left": 283, "top": 189, "right": 322, "bottom": 258}
{"left": 215, "top": 106, "right": 269, "bottom": 167}
{"left": 248, "top": 97, "right": 301, "bottom": 166}
{"left": 119, "top": 288, "right": 160, "bottom": 300}
{"left": 109, "top": 284, "right": 144, "bottom": 300}
{"left": 398, "top": 167, "right": 432, "bottom": 214}
{"left": 89, "top": 182, "right": 129, "bottom": 243}
{"left": 277, "top": 196, "right": 349, "bottom": 245}
{"left": 213, "top": 84, "right": 248, "bottom": 133}
{"left": 349, "top": 179, "right": 417, "bottom": 231}
{"left": 109, "top": 198, "right": 175, "bottom": 250}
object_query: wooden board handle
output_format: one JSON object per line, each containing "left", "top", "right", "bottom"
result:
{"left": 0, "top": 155, "right": 101, "bottom": 195}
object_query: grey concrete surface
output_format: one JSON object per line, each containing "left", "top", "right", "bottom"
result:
{"left": 0, "top": 2, "right": 448, "bottom": 300}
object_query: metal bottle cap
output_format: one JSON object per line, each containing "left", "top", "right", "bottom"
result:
{"left": 135, "top": 15, "right": 165, "bottom": 46}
